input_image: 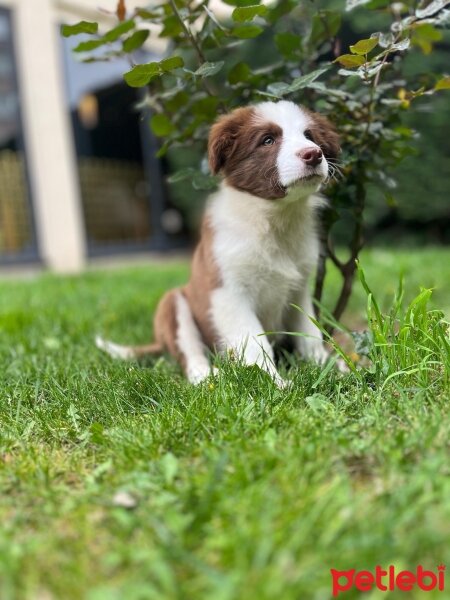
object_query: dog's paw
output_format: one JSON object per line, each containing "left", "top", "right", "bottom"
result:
{"left": 187, "top": 365, "right": 219, "bottom": 385}
{"left": 335, "top": 356, "right": 350, "bottom": 374}
{"left": 298, "top": 338, "right": 329, "bottom": 366}
{"left": 273, "top": 374, "right": 292, "bottom": 390}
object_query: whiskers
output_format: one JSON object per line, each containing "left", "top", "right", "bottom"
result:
{"left": 325, "top": 158, "right": 344, "bottom": 183}
{"left": 262, "top": 164, "right": 284, "bottom": 193}
{"left": 314, "top": 142, "right": 344, "bottom": 184}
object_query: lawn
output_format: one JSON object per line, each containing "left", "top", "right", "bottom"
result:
{"left": 0, "top": 247, "right": 449, "bottom": 600}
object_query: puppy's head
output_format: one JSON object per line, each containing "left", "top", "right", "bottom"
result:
{"left": 208, "top": 100, "right": 340, "bottom": 200}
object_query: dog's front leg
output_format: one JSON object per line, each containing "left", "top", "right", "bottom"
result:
{"left": 287, "top": 286, "right": 329, "bottom": 366}
{"left": 211, "top": 288, "right": 287, "bottom": 387}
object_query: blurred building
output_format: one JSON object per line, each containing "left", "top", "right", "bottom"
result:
{"left": 0, "top": 0, "right": 178, "bottom": 272}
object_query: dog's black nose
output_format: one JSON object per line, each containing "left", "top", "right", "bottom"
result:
{"left": 297, "top": 148, "right": 323, "bottom": 166}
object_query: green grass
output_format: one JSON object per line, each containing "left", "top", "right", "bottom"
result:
{"left": 0, "top": 247, "right": 449, "bottom": 600}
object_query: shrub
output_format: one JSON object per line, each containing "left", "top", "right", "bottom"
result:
{"left": 62, "top": 0, "right": 450, "bottom": 327}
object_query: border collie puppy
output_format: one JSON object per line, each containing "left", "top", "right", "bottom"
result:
{"left": 97, "top": 100, "right": 340, "bottom": 386}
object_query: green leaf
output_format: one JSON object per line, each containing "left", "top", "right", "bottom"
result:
{"left": 167, "top": 168, "right": 196, "bottom": 184}
{"left": 435, "top": 76, "right": 450, "bottom": 90}
{"left": 223, "top": 0, "right": 261, "bottom": 6}
{"left": 411, "top": 23, "right": 443, "bottom": 54}
{"left": 412, "top": 23, "right": 443, "bottom": 41}
{"left": 288, "top": 67, "right": 329, "bottom": 92}
{"left": 124, "top": 63, "right": 160, "bottom": 87}
{"left": 156, "top": 140, "right": 170, "bottom": 158}
{"left": 194, "top": 61, "right": 225, "bottom": 77}
{"left": 346, "top": 0, "right": 389, "bottom": 10}
{"left": 192, "top": 97, "right": 219, "bottom": 119}
{"left": 165, "top": 91, "right": 190, "bottom": 112}
{"left": 391, "top": 38, "right": 410, "bottom": 51}
{"left": 160, "top": 55, "right": 184, "bottom": 72}
{"left": 266, "top": 82, "right": 291, "bottom": 97}
{"left": 335, "top": 68, "right": 360, "bottom": 78}
{"left": 73, "top": 39, "right": 106, "bottom": 53}
{"left": 416, "top": 0, "right": 450, "bottom": 19}
{"left": 151, "top": 114, "right": 174, "bottom": 137}
{"left": 61, "top": 21, "right": 98, "bottom": 37}
{"left": 192, "top": 172, "right": 218, "bottom": 190}
{"left": 136, "top": 9, "right": 161, "bottom": 19}
{"left": 228, "top": 62, "right": 251, "bottom": 84}
{"left": 275, "top": 32, "right": 301, "bottom": 57}
{"left": 378, "top": 32, "right": 394, "bottom": 48}
{"left": 266, "top": 0, "right": 298, "bottom": 23}
{"left": 232, "top": 5, "right": 268, "bottom": 22}
{"left": 232, "top": 24, "right": 264, "bottom": 38}
{"left": 349, "top": 37, "right": 378, "bottom": 55}
{"left": 159, "top": 15, "right": 183, "bottom": 38}
{"left": 334, "top": 54, "right": 365, "bottom": 68}
{"left": 265, "top": 68, "right": 328, "bottom": 98}
{"left": 104, "top": 20, "right": 135, "bottom": 43}
{"left": 310, "top": 10, "right": 341, "bottom": 46}
{"left": 81, "top": 50, "right": 123, "bottom": 63}
{"left": 123, "top": 56, "right": 183, "bottom": 87}
{"left": 346, "top": 0, "right": 371, "bottom": 10}
{"left": 123, "top": 30, "right": 150, "bottom": 53}
{"left": 203, "top": 5, "right": 227, "bottom": 31}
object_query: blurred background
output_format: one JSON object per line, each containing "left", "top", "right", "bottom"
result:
{"left": 0, "top": 0, "right": 448, "bottom": 273}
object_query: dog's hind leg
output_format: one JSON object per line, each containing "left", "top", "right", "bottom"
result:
{"left": 96, "top": 289, "right": 213, "bottom": 384}
{"left": 169, "top": 291, "right": 214, "bottom": 384}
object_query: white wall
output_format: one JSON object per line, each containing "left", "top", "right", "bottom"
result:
{"left": 8, "top": 0, "right": 85, "bottom": 272}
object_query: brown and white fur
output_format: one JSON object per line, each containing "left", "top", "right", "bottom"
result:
{"left": 96, "top": 100, "right": 341, "bottom": 386}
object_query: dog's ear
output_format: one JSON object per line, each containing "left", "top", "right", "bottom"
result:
{"left": 208, "top": 116, "right": 235, "bottom": 175}
{"left": 208, "top": 108, "right": 252, "bottom": 175}
{"left": 307, "top": 112, "right": 340, "bottom": 160}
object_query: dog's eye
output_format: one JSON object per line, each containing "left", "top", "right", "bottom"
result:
{"left": 304, "top": 129, "right": 314, "bottom": 142}
{"left": 262, "top": 135, "right": 275, "bottom": 146}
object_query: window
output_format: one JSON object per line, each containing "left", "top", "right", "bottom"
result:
{"left": 62, "top": 34, "right": 171, "bottom": 255}
{"left": 0, "top": 8, "right": 37, "bottom": 263}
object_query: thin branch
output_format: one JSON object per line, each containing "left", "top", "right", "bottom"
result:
{"left": 363, "top": 31, "right": 402, "bottom": 141}
{"left": 313, "top": 228, "right": 328, "bottom": 318}
{"left": 168, "top": 0, "right": 206, "bottom": 64}
{"left": 330, "top": 177, "right": 365, "bottom": 327}
{"left": 326, "top": 239, "right": 344, "bottom": 270}
{"left": 168, "top": 0, "right": 226, "bottom": 111}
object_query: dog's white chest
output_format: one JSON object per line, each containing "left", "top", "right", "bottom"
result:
{"left": 230, "top": 237, "right": 303, "bottom": 327}
{"left": 210, "top": 193, "right": 318, "bottom": 332}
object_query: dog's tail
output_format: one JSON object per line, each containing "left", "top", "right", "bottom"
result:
{"left": 95, "top": 335, "right": 163, "bottom": 360}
